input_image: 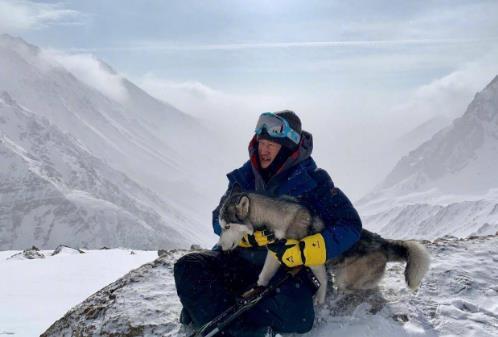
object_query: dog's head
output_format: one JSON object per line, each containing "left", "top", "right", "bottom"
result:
{"left": 218, "top": 223, "right": 253, "bottom": 251}
{"left": 218, "top": 185, "right": 253, "bottom": 250}
{"left": 219, "top": 186, "right": 251, "bottom": 229}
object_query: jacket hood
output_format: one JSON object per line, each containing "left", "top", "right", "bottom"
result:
{"left": 248, "top": 130, "right": 313, "bottom": 192}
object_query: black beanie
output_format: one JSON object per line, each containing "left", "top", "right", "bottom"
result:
{"left": 257, "top": 110, "right": 302, "bottom": 150}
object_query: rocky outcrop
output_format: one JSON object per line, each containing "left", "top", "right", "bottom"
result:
{"left": 51, "top": 245, "right": 85, "bottom": 256}
{"left": 7, "top": 246, "right": 45, "bottom": 260}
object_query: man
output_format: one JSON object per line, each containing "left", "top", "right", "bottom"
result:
{"left": 174, "top": 111, "right": 362, "bottom": 336}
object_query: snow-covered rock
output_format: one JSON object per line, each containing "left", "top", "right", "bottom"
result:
{"left": 7, "top": 246, "right": 45, "bottom": 260}
{"left": 360, "top": 75, "right": 498, "bottom": 240}
{"left": 41, "top": 235, "right": 498, "bottom": 337}
{"left": 51, "top": 245, "right": 85, "bottom": 256}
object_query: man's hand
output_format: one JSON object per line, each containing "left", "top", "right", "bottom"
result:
{"left": 239, "top": 229, "right": 276, "bottom": 247}
{"left": 267, "top": 233, "right": 326, "bottom": 267}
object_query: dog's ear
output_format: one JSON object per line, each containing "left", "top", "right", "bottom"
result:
{"left": 220, "top": 183, "right": 242, "bottom": 210}
{"left": 224, "top": 183, "right": 242, "bottom": 204}
{"left": 231, "top": 183, "right": 242, "bottom": 195}
{"left": 236, "top": 195, "right": 250, "bottom": 218}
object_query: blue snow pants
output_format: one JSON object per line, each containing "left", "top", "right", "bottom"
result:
{"left": 173, "top": 249, "right": 316, "bottom": 336}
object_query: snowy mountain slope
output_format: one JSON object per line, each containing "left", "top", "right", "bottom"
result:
{"left": 0, "top": 34, "right": 220, "bottom": 224}
{"left": 381, "top": 75, "right": 498, "bottom": 195}
{"left": 359, "top": 75, "right": 498, "bottom": 240}
{"left": 0, "top": 91, "right": 206, "bottom": 249}
{"left": 35, "top": 235, "right": 498, "bottom": 337}
{"left": 394, "top": 115, "right": 451, "bottom": 159}
{"left": 364, "top": 197, "right": 498, "bottom": 240}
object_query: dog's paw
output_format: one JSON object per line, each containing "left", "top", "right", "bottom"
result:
{"left": 314, "top": 296, "right": 325, "bottom": 306}
{"left": 257, "top": 278, "right": 270, "bottom": 287}
{"left": 314, "top": 289, "right": 327, "bottom": 306}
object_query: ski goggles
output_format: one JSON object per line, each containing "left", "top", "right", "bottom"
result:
{"left": 254, "top": 112, "right": 301, "bottom": 145}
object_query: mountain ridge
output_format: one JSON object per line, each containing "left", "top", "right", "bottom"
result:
{"left": 359, "top": 75, "right": 498, "bottom": 240}
{"left": 0, "top": 34, "right": 222, "bottom": 249}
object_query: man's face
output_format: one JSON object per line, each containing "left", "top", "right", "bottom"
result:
{"left": 258, "top": 139, "right": 282, "bottom": 169}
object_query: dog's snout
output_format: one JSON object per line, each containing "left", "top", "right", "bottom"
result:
{"left": 220, "top": 218, "right": 230, "bottom": 230}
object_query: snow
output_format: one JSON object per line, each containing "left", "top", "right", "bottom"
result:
{"left": 0, "top": 90, "right": 204, "bottom": 250}
{"left": 0, "top": 32, "right": 497, "bottom": 337}
{"left": 358, "top": 189, "right": 498, "bottom": 240}
{"left": 0, "top": 34, "right": 220, "bottom": 250}
{"left": 0, "top": 249, "right": 157, "bottom": 337}
{"left": 1, "top": 235, "right": 491, "bottom": 337}
{"left": 358, "top": 75, "right": 498, "bottom": 240}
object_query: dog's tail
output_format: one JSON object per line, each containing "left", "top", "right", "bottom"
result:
{"left": 385, "top": 239, "right": 430, "bottom": 290}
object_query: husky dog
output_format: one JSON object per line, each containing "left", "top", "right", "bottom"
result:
{"left": 219, "top": 191, "right": 329, "bottom": 304}
{"left": 218, "top": 190, "right": 430, "bottom": 305}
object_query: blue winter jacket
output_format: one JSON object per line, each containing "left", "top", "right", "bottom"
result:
{"left": 212, "top": 132, "right": 362, "bottom": 263}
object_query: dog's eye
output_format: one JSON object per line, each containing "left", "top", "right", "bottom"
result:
{"left": 224, "top": 224, "right": 231, "bottom": 229}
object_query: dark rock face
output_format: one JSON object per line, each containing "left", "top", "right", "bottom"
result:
{"left": 40, "top": 250, "right": 187, "bottom": 337}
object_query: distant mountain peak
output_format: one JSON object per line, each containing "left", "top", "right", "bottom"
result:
{"left": 0, "top": 33, "right": 39, "bottom": 55}
{"left": 486, "top": 74, "right": 498, "bottom": 88}
{"left": 476, "top": 74, "right": 498, "bottom": 99}
{"left": 0, "top": 33, "right": 22, "bottom": 43}
{"left": 373, "top": 74, "right": 498, "bottom": 196}
{"left": 464, "top": 74, "right": 498, "bottom": 123}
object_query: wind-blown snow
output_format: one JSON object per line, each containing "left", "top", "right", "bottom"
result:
{"left": 40, "top": 50, "right": 129, "bottom": 104}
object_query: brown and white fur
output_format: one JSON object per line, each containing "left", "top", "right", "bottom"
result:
{"left": 218, "top": 190, "right": 431, "bottom": 305}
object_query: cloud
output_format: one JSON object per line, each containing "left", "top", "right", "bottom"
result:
{"left": 40, "top": 49, "right": 128, "bottom": 103}
{"left": 139, "top": 73, "right": 286, "bottom": 121}
{"left": 67, "top": 37, "right": 498, "bottom": 54}
{"left": 138, "top": 47, "right": 498, "bottom": 200}
{"left": 391, "top": 48, "right": 498, "bottom": 126}
{"left": 0, "top": 0, "right": 83, "bottom": 32}
{"left": 138, "top": 74, "right": 294, "bottom": 163}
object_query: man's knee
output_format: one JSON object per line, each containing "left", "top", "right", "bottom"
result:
{"left": 174, "top": 253, "right": 197, "bottom": 284}
{"left": 277, "top": 300, "right": 314, "bottom": 333}
{"left": 247, "top": 277, "right": 315, "bottom": 333}
{"left": 174, "top": 252, "right": 200, "bottom": 277}
{"left": 292, "top": 308, "right": 314, "bottom": 333}
{"left": 174, "top": 251, "right": 220, "bottom": 295}
{"left": 174, "top": 250, "right": 219, "bottom": 275}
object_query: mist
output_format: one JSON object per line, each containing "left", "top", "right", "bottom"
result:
{"left": 139, "top": 47, "right": 498, "bottom": 200}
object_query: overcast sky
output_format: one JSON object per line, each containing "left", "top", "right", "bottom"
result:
{"left": 1, "top": 0, "right": 498, "bottom": 199}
